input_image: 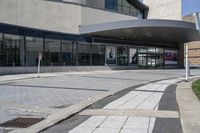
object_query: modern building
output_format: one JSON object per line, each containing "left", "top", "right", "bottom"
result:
{"left": 0, "top": 0, "right": 199, "bottom": 74}
{"left": 183, "top": 13, "right": 200, "bottom": 66}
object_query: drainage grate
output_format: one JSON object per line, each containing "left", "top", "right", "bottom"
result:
{"left": 0, "top": 117, "right": 44, "bottom": 128}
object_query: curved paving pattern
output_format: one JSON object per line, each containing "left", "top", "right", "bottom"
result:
{"left": 59, "top": 78, "right": 183, "bottom": 133}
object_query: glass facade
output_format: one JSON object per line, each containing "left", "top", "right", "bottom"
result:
{"left": 106, "top": 46, "right": 117, "bottom": 65}
{"left": 44, "top": 38, "right": 61, "bottom": 66}
{"left": 0, "top": 33, "right": 3, "bottom": 66}
{"left": 78, "top": 42, "right": 91, "bottom": 66}
{"left": 117, "top": 46, "right": 128, "bottom": 65}
{"left": 61, "top": 41, "right": 73, "bottom": 66}
{"left": 92, "top": 43, "right": 105, "bottom": 65}
{"left": 26, "top": 37, "right": 43, "bottom": 66}
{"left": 3, "top": 34, "right": 24, "bottom": 66}
{"left": 0, "top": 31, "right": 178, "bottom": 69}
{"left": 138, "top": 47, "right": 164, "bottom": 69}
{"left": 105, "top": 0, "right": 144, "bottom": 18}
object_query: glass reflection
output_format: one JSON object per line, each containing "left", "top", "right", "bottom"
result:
{"left": 26, "top": 37, "right": 43, "bottom": 66}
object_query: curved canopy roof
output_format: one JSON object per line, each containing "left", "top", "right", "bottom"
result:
{"left": 80, "top": 19, "right": 200, "bottom": 44}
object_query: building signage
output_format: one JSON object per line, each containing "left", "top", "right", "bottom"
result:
{"left": 164, "top": 50, "right": 178, "bottom": 65}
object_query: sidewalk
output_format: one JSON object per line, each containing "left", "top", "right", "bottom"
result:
{"left": 177, "top": 80, "right": 200, "bottom": 133}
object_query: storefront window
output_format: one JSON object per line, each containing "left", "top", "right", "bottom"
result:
{"left": 92, "top": 44, "right": 105, "bottom": 65}
{"left": 164, "top": 50, "right": 178, "bottom": 66}
{"left": 148, "top": 48, "right": 156, "bottom": 53}
{"left": 26, "top": 37, "right": 43, "bottom": 66}
{"left": 61, "top": 41, "right": 72, "bottom": 66}
{"left": 138, "top": 54, "right": 147, "bottom": 68}
{"left": 117, "top": 46, "right": 128, "bottom": 65}
{"left": 44, "top": 38, "right": 61, "bottom": 66}
{"left": 106, "top": 46, "right": 117, "bottom": 65}
{"left": 3, "top": 34, "right": 24, "bottom": 66}
{"left": 156, "top": 55, "right": 164, "bottom": 68}
{"left": 138, "top": 48, "right": 147, "bottom": 53}
{"left": 156, "top": 48, "right": 164, "bottom": 53}
{"left": 78, "top": 42, "right": 91, "bottom": 66}
{"left": 129, "top": 48, "right": 138, "bottom": 65}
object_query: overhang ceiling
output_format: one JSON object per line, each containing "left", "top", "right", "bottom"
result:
{"left": 80, "top": 19, "right": 200, "bottom": 44}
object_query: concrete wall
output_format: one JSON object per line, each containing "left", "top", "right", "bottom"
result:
{"left": 0, "top": 0, "right": 137, "bottom": 33}
{"left": 81, "top": 6, "right": 137, "bottom": 25}
{"left": 143, "top": 0, "right": 182, "bottom": 20}
{"left": 0, "top": 0, "right": 82, "bottom": 34}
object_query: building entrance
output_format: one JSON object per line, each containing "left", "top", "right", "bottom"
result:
{"left": 138, "top": 53, "right": 163, "bottom": 69}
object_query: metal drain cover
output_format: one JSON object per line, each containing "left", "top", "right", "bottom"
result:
{"left": 0, "top": 117, "right": 44, "bottom": 128}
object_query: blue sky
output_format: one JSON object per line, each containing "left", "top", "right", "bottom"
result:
{"left": 182, "top": 0, "right": 200, "bottom": 15}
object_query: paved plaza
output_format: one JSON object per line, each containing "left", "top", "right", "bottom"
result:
{"left": 0, "top": 69, "right": 200, "bottom": 133}
{"left": 42, "top": 78, "right": 183, "bottom": 133}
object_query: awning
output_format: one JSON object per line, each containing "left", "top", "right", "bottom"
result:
{"left": 80, "top": 19, "right": 200, "bottom": 44}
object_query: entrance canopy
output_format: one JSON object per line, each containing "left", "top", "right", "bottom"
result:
{"left": 80, "top": 19, "right": 200, "bottom": 44}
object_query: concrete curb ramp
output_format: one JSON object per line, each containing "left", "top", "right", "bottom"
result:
{"left": 177, "top": 79, "right": 200, "bottom": 133}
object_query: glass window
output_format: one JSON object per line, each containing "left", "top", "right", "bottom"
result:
{"left": 117, "top": 46, "right": 128, "bottom": 65}
{"left": 106, "top": 46, "right": 117, "bottom": 65}
{"left": 156, "top": 48, "right": 164, "bottom": 54}
{"left": 44, "top": 38, "right": 61, "bottom": 66}
{"left": 122, "top": 0, "right": 130, "bottom": 14}
{"left": 156, "top": 55, "right": 164, "bottom": 68}
{"left": 164, "top": 50, "right": 178, "bottom": 65}
{"left": 3, "top": 34, "right": 24, "bottom": 66}
{"left": 138, "top": 48, "right": 147, "bottom": 53}
{"left": 61, "top": 40, "right": 72, "bottom": 66}
{"left": 92, "top": 44, "right": 105, "bottom": 65}
{"left": 105, "top": 0, "right": 144, "bottom": 17}
{"left": 26, "top": 37, "right": 43, "bottom": 66}
{"left": 105, "top": 0, "right": 118, "bottom": 11}
{"left": 138, "top": 54, "right": 147, "bottom": 68}
{"left": 0, "top": 33, "right": 3, "bottom": 66}
{"left": 129, "top": 48, "right": 138, "bottom": 65}
{"left": 148, "top": 48, "right": 156, "bottom": 53}
{"left": 78, "top": 42, "right": 91, "bottom": 66}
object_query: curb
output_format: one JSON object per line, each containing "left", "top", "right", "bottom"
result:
{"left": 177, "top": 78, "right": 200, "bottom": 133}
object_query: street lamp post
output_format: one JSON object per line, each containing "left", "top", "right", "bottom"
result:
{"left": 194, "top": 12, "right": 200, "bottom": 33}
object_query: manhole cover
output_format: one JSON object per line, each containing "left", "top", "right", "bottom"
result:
{"left": 0, "top": 117, "right": 44, "bottom": 128}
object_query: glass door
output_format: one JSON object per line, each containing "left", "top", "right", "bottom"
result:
{"left": 138, "top": 54, "right": 147, "bottom": 69}
{"left": 147, "top": 56, "right": 156, "bottom": 69}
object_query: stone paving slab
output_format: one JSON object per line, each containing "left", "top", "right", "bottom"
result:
{"left": 79, "top": 109, "right": 179, "bottom": 118}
